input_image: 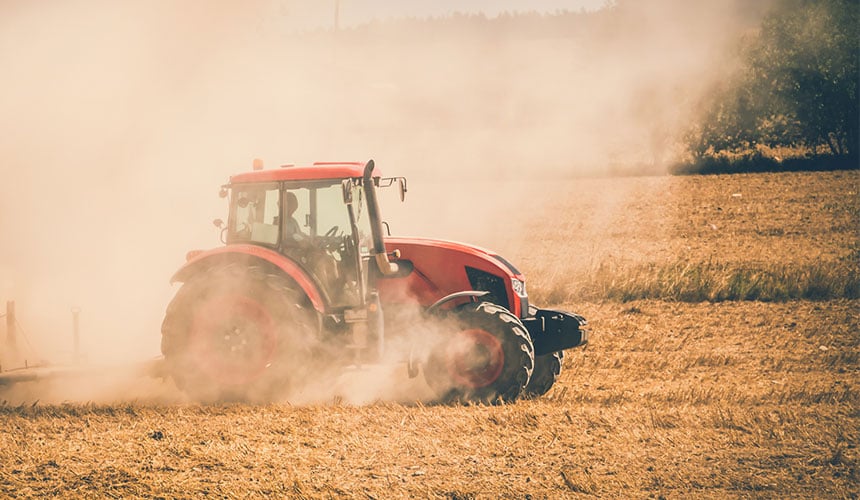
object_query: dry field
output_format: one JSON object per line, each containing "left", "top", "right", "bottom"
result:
{"left": 1, "top": 170, "right": 858, "bottom": 498}
{"left": 521, "top": 169, "right": 858, "bottom": 302}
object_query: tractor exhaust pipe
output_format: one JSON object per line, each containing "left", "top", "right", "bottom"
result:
{"left": 363, "top": 160, "right": 399, "bottom": 276}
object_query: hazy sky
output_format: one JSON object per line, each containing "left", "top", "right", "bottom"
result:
{"left": 277, "top": 0, "right": 610, "bottom": 30}
{"left": 0, "top": 0, "right": 745, "bottom": 368}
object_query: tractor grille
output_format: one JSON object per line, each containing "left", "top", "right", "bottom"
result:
{"left": 465, "top": 267, "right": 508, "bottom": 308}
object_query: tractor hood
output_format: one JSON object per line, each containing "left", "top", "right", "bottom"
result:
{"left": 380, "top": 236, "right": 528, "bottom": 317}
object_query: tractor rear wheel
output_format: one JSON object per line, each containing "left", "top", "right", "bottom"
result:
{"left": 424, "top": 301, "right": 534, "bottom": 404}
{"left": 524, "top": 351, "right": 563, "bottom": 398}
{"left": 160, "top": 264, "right": 315, "bottom": 402}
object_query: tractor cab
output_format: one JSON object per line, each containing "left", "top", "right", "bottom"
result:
{"left": 221, "top": 161, "right": 404, "bottom": 310}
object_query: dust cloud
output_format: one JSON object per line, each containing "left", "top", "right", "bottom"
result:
{"left": 1, "top": 1, "right": 766, "bottom": 403}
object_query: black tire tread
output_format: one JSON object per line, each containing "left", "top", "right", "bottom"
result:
{"left": 524, "top": 350, "right": 563, "bottom": 397}
{"left": 426, "top": 301, "right": 535, "bottom": 404}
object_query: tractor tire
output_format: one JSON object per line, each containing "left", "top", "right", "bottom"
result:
{"left": 160, "top": 263, "right": 316, "bottom": 402}
{"left": 424, "top": 301, "right": 534, "bottom": 404}
{"left": 524, "top": 351, "right": 563, "bottom": 398}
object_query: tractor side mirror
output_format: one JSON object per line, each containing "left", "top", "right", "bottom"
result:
{"left": 219, "top": 186, "right": 228, "bottom": 198}
{"left": 342, "top": 179, "right": 353, "bottom": 204}
{"left": 398, "top": 178, "right": 407, "bottom": 202}
{"left": 213, "top": 218, "right": 224, "bottom": 229}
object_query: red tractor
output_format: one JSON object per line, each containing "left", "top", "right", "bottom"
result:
{"left": 161, "top": 160, "right": 587, "bottom": 403}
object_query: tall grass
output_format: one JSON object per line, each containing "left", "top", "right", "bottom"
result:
{"left": 530, "top": 259, "right": 860, "bottom": 304}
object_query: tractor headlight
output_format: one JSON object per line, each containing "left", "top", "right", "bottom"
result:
{"left": 511, "top": 278, "right": 526, "bottom": 296}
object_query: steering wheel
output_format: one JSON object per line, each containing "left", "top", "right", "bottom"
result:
{"left": 317, "top": 225, "right": 344, "bottom": 253}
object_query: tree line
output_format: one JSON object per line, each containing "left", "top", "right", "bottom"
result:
{"left": 683, "top": 0, "right": 858, "bottom": 172}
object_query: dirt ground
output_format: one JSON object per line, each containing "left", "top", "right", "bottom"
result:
{"left": 1, "top": 170, "right": 858, "bottom": 498}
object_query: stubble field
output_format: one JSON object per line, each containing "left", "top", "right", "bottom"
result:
{"left": 1, "top": 170, "right": 858, "bottom": 498}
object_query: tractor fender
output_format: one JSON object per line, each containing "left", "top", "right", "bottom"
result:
{"left": 170, "top": 244, "right": 326, "bottom": 313}
{"left": 427, "top": 290, "right": 490, "bottom": 314}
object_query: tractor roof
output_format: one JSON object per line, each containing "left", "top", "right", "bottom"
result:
{"left": 230, "top": 162, "right": 378, "bottom": 184}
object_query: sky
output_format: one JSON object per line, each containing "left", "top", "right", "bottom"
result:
{"left": 274, "top": 0, "right": 610, "bottom": 30}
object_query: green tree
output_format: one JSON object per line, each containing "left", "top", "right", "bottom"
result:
{"left": 687, "top": 0, "right": 859, "bottom": 162}
{"left": 750, "top": 0, "right": 859, "bottom": 156}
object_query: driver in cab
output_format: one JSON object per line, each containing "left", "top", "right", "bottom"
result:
{"left": 283, "top": 190, "right": 343, "bottom": 297}
{"left": 284, "top": 191, "right": 306, "bottom": 243}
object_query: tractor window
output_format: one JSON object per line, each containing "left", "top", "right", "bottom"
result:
{"left": 314, "top": 181, "right": 372, "bottom": 254}
{"left": 228, "top": 184, "right": 280, "bottom": 246}
{"left": 315, "top": 184, "right": 351, "bottom": 238}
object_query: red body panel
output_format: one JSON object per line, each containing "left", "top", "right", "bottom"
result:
{"left": 379, "top": 237, "right": 525, "bottom": 317}
{"left": 170, "top": 244, "right": 326, "bottom": 313}
{"left": 230, "top": 162, "right": 377, "bottom": 184}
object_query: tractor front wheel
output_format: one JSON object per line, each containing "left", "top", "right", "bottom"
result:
{"left": 424, "top": 301, "right": 534, "bottom": 404}
{"left": 524, "top": 351, "right": 563, "bottom": 398}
